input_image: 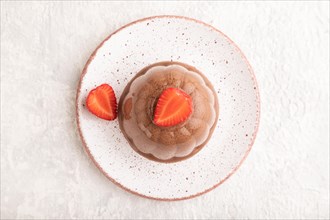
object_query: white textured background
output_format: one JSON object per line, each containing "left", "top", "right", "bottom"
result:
{"left": 1, "top": 1, "right": 329, "bottom": 219}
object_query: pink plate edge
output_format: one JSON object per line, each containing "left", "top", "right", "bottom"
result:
{"left": 75, "top": 15, "right": 261, "bottom": 201}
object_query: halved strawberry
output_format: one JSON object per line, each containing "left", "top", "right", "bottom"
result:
{"left": 153, "top": 88, "right": 193, "bottom": 127}
{"left": 86, "top": 84, "right": 117, "bottom": 120}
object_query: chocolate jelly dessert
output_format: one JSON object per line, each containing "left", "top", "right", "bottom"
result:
{"left": 119, "top": 61, "right": 219, "bottom": 163}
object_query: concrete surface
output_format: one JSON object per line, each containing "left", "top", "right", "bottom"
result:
{"left": 1, "top": 1, "right": 329, "bottom": 219}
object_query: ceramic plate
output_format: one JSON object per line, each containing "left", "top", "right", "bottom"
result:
{"left": 76, "top": 16, "right": 260, "bottom": 200}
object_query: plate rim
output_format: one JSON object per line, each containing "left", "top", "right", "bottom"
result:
{"left": 75, "top": 15, "right": 261, "bottom": 201}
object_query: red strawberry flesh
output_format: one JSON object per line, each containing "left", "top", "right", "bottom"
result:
{"left": 153, "top": 88, "right": 193, "bottom": 127}
{"left": 86, "top": 84, "right": 117, "bottom": 120}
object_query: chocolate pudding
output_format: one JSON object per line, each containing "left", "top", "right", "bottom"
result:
{"left": 119, "top": 61, "right": 219, "bottom": 163}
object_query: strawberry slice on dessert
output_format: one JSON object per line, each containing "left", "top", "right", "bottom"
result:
{"left": 86, "top": 84, "right": 117, "bottom": 120}
{"left": 153, "top": 88, "right": 193, "bottom": 127}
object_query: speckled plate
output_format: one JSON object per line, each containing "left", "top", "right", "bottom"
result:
{"left": 76, "top": 16, "right": 260, "bottom": 200}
